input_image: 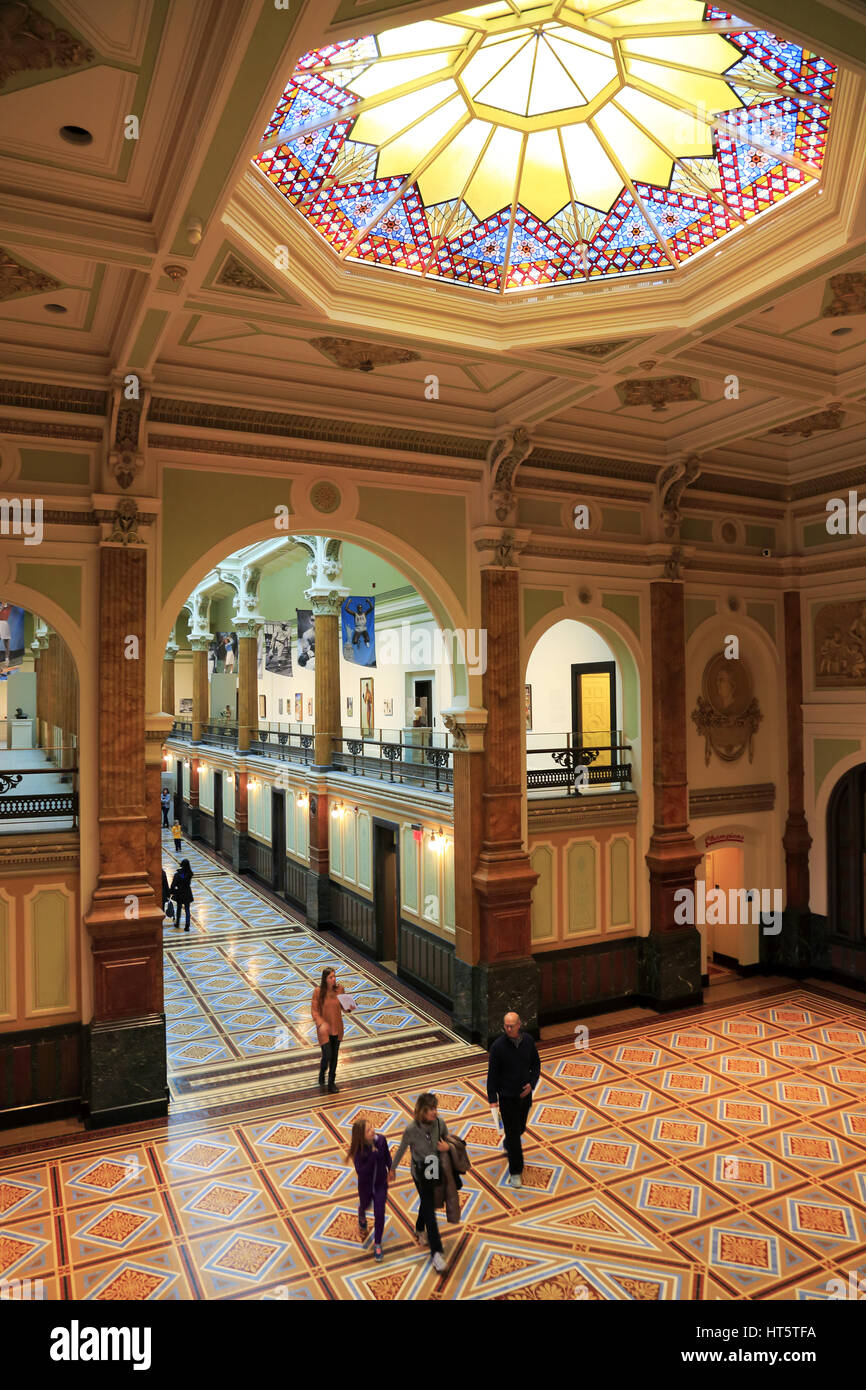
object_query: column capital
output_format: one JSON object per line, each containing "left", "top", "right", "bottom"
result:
{"left": 235, "top": 618, "right": 263, "bottom": 640}
{"left": 189, "top": 635, "right": 212, "bottom": 652}
{"left": 164, "top": 642, "right": 179, "bottom": 660}
{"left": 472, "top": 526, "right": 531, "bottom": 569}
{"left": 442, "top": 707, "right": 487, "bottom": 753}
{"left": 305, "top": 587, "right": 349, "bottom": 617}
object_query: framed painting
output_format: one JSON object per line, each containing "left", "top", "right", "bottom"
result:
{"left": 258, "top": 694, "right": 266, "bottom": 719}
{"left": 360, "top": 677, "right": 374, "bottom": 737}
{"left": 383, "top": 697, "right": 393, "bottom": 717}
{"left": 346, "top": 696, "right": 353, "bottom": 718}
{"left": 307, "top": 697, "right": 313, "bottom": 718}
{"left": 524, "top": 684, "right": 532, "bottom": 731}
{"left": 294, "top": 692, "right": 303, "bottom": 722}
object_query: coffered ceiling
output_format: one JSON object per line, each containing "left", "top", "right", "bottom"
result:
{"left": 0, "top": 0, "right": 865, "bottom": 494}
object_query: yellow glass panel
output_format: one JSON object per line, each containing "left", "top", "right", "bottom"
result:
{"left": 377, "top": 20, "right": 472, "bottom": 56}
{"left": 377, "top": 94, "right": 468, "bottom": 178}
{"left": 418, "top": 117, "right": 493, "bottom": 206}
{"left": 520, "top": 128, "right": 570, "bottom": 221}
{"left": 580, "top": 672, "right": 611, "bottom": 767}
{"left": 622, "top": 33, "right": 740, "bottom": 74}
{"left": 593, "top": 102, "right": 673, "bottom": 186}
{"left": 461, "top": 31, "right": 533, "bottom": 103}
{"left": 352, "top": 80, "right": 459, "bottom": 147}
{"left": 626, "top": 61, "right": 740, "bottom": 117}
{"left": 561, "top": 123, "right": 623, "bottom": 210}
{"left": 615, "top": 85, "right": 714, "bottom": 157}
{"left": 545, "top": 33, "right": 618, "bottom": 101}
{"left": 528, "top": 38, "right": 589, "bottom": 114}
{"left": 472, "top": 35, "right": 537, "bottom": 113}
{"left": 464, "top": 124, "right": 523, "bottom": 219}
{"left": 601, "top": 0, "right": 708, "bottom": 26}
{"left": 547, "top": 25, "right": 616, "bottom": 60}
{"left": 350, "top": 53, "right": 459, "bottom": 100}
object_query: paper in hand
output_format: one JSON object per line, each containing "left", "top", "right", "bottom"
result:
{"left": 337, "top": 993, "right": 356, "bottom": 1011}
{"left": 490, "top": 1107, "right": 502, "bottom": 1130}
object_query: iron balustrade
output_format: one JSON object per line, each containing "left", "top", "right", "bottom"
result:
{"left": 526, "top": 729, "right": 632, "bottom": 795}
{"left": 249, "top": 723, "right": 314, "bottom": 764}
{"left": 0, "top": 764, "right": 79, "bottom": 825}
{"left": 200, "top": 720, "right": 237, "bottom": 749}
{"left": 331, "top": 731, "right": 452, "bottom": 792}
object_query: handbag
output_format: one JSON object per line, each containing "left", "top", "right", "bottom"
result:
{"left": 165, "top": 900, "right": 175, "bottom": 920}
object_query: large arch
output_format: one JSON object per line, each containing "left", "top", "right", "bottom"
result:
{"left": 151, "top": 519, "right": 475, "bottom": 716}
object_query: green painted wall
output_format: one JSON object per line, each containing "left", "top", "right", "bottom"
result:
{"left": 680, "top": 518, "right": 714, "bottom": 543}
{"left": 601, "top": 507, "right": 642, "bottom": 537}
{"left": 162, "top": 468, "right": 294, "bottom": 603}
{"left": 814, "top": 738, "right": 861, "bottom": 798}
{"left": 356, "top": 486, "right": 467, "bottom": 610}
{"left": 517, "top": 498, "right": 562, "bottom": 527}
{"left": 18, "top": 450, "right": 90, "bottom": 486}
{"left": 523, "top": 587, "right": 564, "bottom": 638}
{"left": 128, "top": 309, "right": 168, "bottom": 369}
{"left": 685, "top": 597, "right": 716, "bottom": 639}
{"left": 745, "top": 524, "right": 776, "bottom": 550}
{"left": 746, "top": 601, "right": 777, "bottom": 645}
{"left": 16, "top": 562, "right": 81, "bottom": 625}
{"left": 602, "top": 592, "right": 640, "bottom": 639}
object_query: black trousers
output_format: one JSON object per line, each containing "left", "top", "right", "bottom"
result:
{"left": 319, "top": 1035, "right": 340, "bottom": 1083}
{"left": 162, "top": 807, "right": 169, "bottom": 827}
{"left": 412, "top": 1171, "right": 443, "bottom": 1254}
{"left": 500, "top": 1094, "right": 532, "bottom": 1174}
{"left": 176, "top": 901, "right": 191, "bottom": 930}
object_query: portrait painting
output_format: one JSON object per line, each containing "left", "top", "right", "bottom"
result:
{"left": 294, "top": 692, "right": 303, "bottom": 722}
{"left": 346, "top": 696, "right": 353, "bottom": 719}
{"left": 524, "top": 684, "right": 532, "bottom": 731}
{"left": 360, "top": 676, "right": 374, "bottom": 737}
{"left": 307, "top": 697, "right": 313, "bottom": 718}
{"left": 258, "top": 695, "right": 266, "bottom": 719}
{"left": 383, "top": 697, "right": 393, "bottom": 717}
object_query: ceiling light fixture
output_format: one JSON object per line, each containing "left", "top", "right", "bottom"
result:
{"left": 59, "top": 124, "right": 93, "bottom": 145}
{"left": 44, "top": 303, "right": 67, "bottom": 314}
{"left": 830, "top": 326, "right": 852, "bottom": 337}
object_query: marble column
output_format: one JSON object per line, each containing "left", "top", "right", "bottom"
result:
{"left": 770, "top": 590, "right": 815, "bottom": 969}
{"left": 452, "top": 563, "right": 539, "bottom": 1045}
{"left": 305, "top": 589, "right": 345, "bottom": 925}
{"left": 642, "top": 580, "right": 702, "bottom": 1007}
{"left": 236, "top": 622, "right": 259, "bottom": 754}
{"left": 186, "top": 755, "right": 200, "bottom": 838}
{"left": 161, "top": 640, "right": 177, "bottom": 718}
{"left": 82, "top": 547, "right": 167, "bottom": 1127}
{"left": 231, "top": 769, "right": 248, "bottom": 874}
{"left": 190, "top": 637, "right": 209, "bottom": 744}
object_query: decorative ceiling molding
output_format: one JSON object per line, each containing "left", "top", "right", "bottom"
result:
{"left": 0, "top": 3, "right": 95, "bottom": 88}
{"left": 0, "top": 247, "right": 60, "bottom": 301}
{"left": 820, "top": 271, "right": 866, "bottom": 317}
{"left": 561, "top": 341, "right": 633, "bottom": 359}
{"left": 215, "top": 254, "right": 277, "bottom": 295}
{"left": 0, "top": 416, "right": 102, "bottom": 442}
{"left": 525, "top": 448, "right": 658, "bottom": 484}
{"left": 147, "top": 434, "right": 480, "bottom": 481}
{"left": 616, "top": 376, "right": 701, "bottom": 412}
{"left": 689, "top": 783, "right": 775, "bottom": 817}
{"left": 0, "top": 379, "right": 108, "bottom": 414}
{"left": 148, "top": 398, "right": 487, "bottom": 459}
{"left": 309, "top": 337, "right": 422, "bottom": 371}
{"left": 768, "top": 406, "right": 845, "bottom": 438}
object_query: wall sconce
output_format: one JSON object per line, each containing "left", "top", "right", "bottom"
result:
{"left": 331, "top": 802, "right": 343, "bottom": 820}
{"left": 430, "top": 829, "right": 447, "bottom": 854}
{"left": 351, "top": 805, "right": 360, "bottom": 817}
{"left": 249, "top": 776, "right": 258, "bottom": 788}
{"left": 296, "top": 792, "right": 309, "bottom": 809}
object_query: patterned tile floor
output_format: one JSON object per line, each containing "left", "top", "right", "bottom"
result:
{"left": 160, "top": 834, "right": 475, "bottom": 1111}
{"left": 2, "top": 984, "right": 866, "bottom": 1299}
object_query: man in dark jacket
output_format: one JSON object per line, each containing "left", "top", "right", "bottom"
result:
{"left": 486, "top": 1012, "right": 541, "bottom": 1188}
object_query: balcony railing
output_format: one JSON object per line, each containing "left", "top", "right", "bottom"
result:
{"left": 0, "top": 765, "right": 79, "bottom": 827}
{"left": 526, "top": 729, "right": 632, "bottom": 796}
{"left": 250, "top": 723, "right": 314, "bottom": 764}
{"left": 332, "top": 731, "right": 452, "bottom": 793}
{"left": 200, "top": 720, "right": 237, "bottom": 748}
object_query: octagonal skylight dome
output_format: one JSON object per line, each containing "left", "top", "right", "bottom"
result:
{"left": 254, "top": 0, "right": 836, "bottom": 294}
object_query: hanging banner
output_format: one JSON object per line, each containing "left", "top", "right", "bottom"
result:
{"left": 263, "top": 621, "right": 293, "bottom": 676}
{"left": 295, "top": 609, "right": 315, "bottom": 670}
{"left": 0, "top": 602, "right": 25, "bottom": 670}
{"left": 341, "top": 596, "right": 376, "bottom": 667}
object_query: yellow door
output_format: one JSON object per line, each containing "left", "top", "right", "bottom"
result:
{"left": 579, "top": 672, "right": 611, "bottom": 767}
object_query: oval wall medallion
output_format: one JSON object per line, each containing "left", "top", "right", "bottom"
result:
{"left": 310, "top": 481, "right": 341, "bottom": 514}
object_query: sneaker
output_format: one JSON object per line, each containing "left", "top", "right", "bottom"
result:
{"left": 328, "top": 1082, "right": 339, "bottom": 1094}
{"left": 510, "top": 1173, "right": 522, "bottom": 1188}
{"left": 432, "top": 1253, "right": 447, "bottom": 1274}
{"left": 414, "top": 1231, "right": 427, "bottom": 1246}
{"left": 374, "top": 1244, "right": 383, "bottom": 1261}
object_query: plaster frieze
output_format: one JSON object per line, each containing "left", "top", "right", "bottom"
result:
{"left": 0, "top": 247, "right": 60, "bottom": 300}
{"left": 0, "top": 417, "right": 102, "bottom": 442}
{"left": 0, "top": 5, "right": 94, "bottom": 87}
{"left": 147, "top": 433, "right": 480, "bottom": 481}
{"left": 0, "top": 380, "right": 107, "bottom": 413}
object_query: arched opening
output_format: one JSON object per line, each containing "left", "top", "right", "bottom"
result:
{"left": 827, "top": 763, "right": 866, "bottom": 945}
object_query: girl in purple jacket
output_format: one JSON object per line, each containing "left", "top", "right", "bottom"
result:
{"left": 347, "top": 1115, "right": 392, "bottom": 1260}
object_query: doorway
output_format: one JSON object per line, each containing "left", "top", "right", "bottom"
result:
{"left": 213, "top": 771, "right": 223, "bottom": 857}
{"left": 175, "top": 762, "right": 183, "bottom": 823}
{"left": 271, "top": 788, "right": 285, "bottom": 895}
{"left": 413, "top": 678, "right": 433, "bottom": 727}
{"left": 703, "top": 843, "right": 744, "bottom": 967}
{"left": 374, "top": 820, "right": 399, "bottom": 967}
{"left": 827, "top": 763, "right": 866, "bottom": 942}
{"left": 571, "top": 661, "right": 616, "bottom": 767}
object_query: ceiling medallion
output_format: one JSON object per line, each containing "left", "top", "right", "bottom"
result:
{"left": 255, "top": 1, "right": 836, "bottom": 295}
{"left": 310, "top": 481, "right": 341, "bottom": 513}
{"left": 820, "top": 273, "right": 866, "bottom": 319}
{"left": 310, "top": 336, "right": 421, "bottom": 371}
{"left": 564, "top": 340, "right": 630, "bottom": 358}
{"left": 617, "top": 375, "right": 699, "bottom": 411}
{"left": 216, "top": 254, "right": 275, "bottom": 293}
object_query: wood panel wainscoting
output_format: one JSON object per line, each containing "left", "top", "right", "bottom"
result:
{"left": 328, "top": 881, "right": 376, "bottom": 954}
{"left": 246, "top": 836, "right": 273, "bottom": 887}
{"left": 0, "top": 1022, "right": 82, "bottom": 1128}
{"left": 399, "top": 917, "right": 454, "bottom": 1008}
{"left": 536, "top": 936, "right": 640, "bottom": 1024}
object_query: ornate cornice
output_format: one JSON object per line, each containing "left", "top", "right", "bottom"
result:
{"left": 0, "top": 838, "right": 79, "bottom": 872}
{"left": 0, "top": 417, "right": 102, "bottom": 442}
{"left": 147, "top": 433, "right": 480, "bottom": 481}
{"left": 528, "top": 792, "right": 638, "bottom": 831}
{"left": 689, "top": 783, "right": 775, "bottom": 818}
{"left": 525, "top": 448, "right": 659, "bottom": 484}
{"left": 0, "top": 379, "right": 108, "bottom": 414}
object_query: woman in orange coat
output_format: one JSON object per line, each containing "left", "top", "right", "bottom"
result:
{"left": 311, "top": 967, "right": 353, "bottom": 1093}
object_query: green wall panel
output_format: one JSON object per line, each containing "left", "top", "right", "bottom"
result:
{"left": 685, "top": 597, "right": 717, "bottom": 640}
{"left": 19, "top": 450, "right": 90, "bottom": 486}
{"left": 814, "top": 738, "right": 861, "bottom": 799}
{"left": 601, "top": 592, "right": 640, "bottom": 639}
{"left": 16, "top": 562, "right": 81, "bottom": 625}
{"left": 523, "top": 587, "right": 564, "bottom": 638}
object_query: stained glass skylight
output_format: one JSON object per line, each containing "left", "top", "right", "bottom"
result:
{"left": 254, "top": 0, "right": 837, "bottom": 293}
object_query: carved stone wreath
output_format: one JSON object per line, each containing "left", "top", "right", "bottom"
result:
{"left": 310, "top": 481, "right": 341, "bottom": 514}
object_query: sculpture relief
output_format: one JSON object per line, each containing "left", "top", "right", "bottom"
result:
{"left": 691, "top": 653, "right": 762, "bottom": 765}
{"left": 815, "top": 600, "right": 866, "bottom": 686}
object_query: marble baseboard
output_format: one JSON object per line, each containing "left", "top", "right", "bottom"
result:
{"left": 82, "top": 1015, "right": 168, "bottom": 1129}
